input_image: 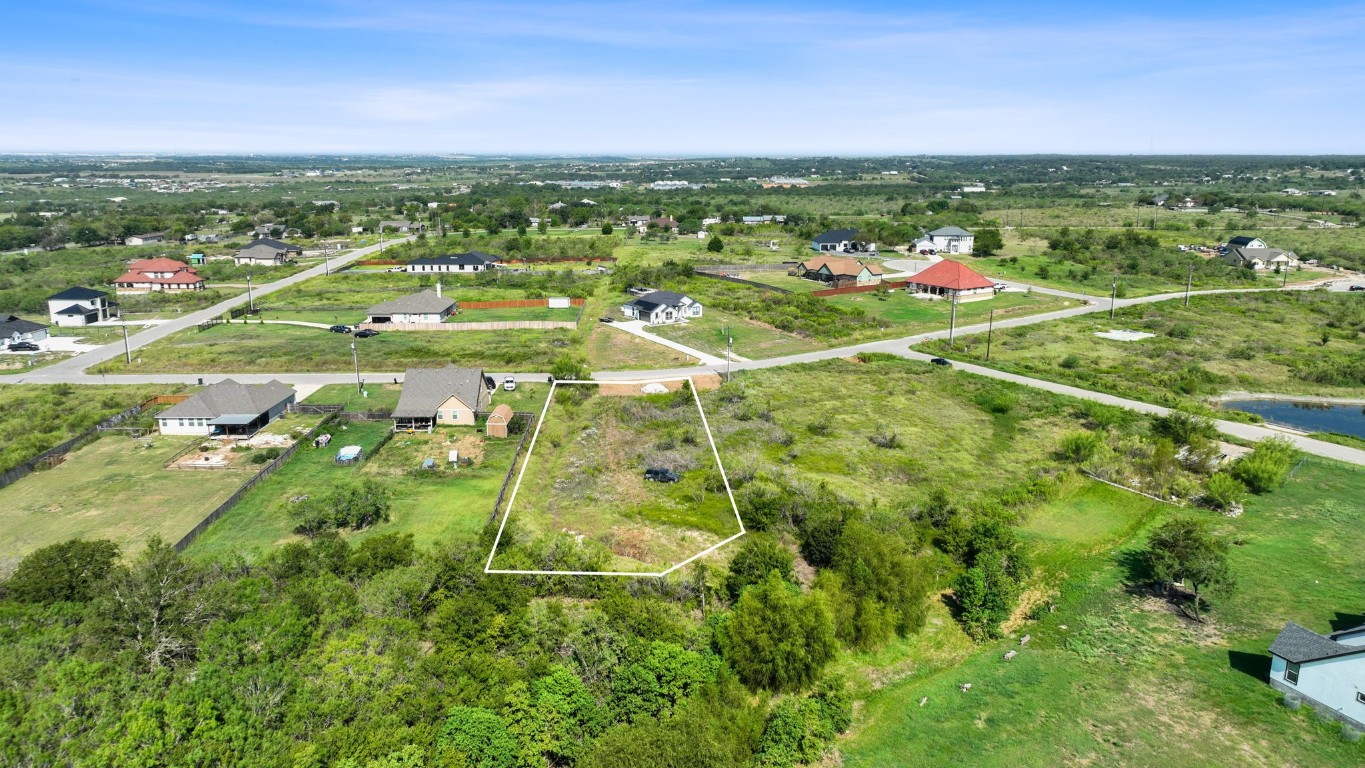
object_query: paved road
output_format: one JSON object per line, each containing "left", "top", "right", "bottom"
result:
{"left": 26, "top": 237, "right": 411, "bottom": 376}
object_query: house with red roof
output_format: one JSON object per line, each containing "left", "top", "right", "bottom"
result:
{"left": 903, "top": 260, "right": 997, "bottom": 302}
{"left": 113, "top": 258, "right": 206, "bottom": 294}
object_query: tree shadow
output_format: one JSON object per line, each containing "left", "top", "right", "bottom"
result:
{"left": 1331, "top": 612, "right": 1365, "bottom": 632}
{"left": 1228, "top": 650, "right": 1270, "bottom": 682}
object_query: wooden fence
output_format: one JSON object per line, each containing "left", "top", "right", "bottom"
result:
{"left": 691, "top": 269, "right": 792, "bottom": 293}
{"left": 172, "top": 414, "right": 338, "bottom": 552}
{"left": 484, "top": 411, "right": 537, "bottom": 524}
{"left": 0, "top": 402, "right": 150, "bottom": 491}
{"left": 810, "top": 280, "right": 908, "bottom": 298}
{"left": 357, "top": 320, "right": 578, "bottom": 331}
{"left": 460, "top": 298, "right": 586, "bottom": 309}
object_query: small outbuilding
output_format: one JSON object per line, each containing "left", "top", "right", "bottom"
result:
{"left": 486, "top": 403, "right": 514, "bottom": 438}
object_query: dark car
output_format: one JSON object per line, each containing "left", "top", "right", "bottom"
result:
{"left": 929, "top": 357, "right": 951, "bottom": 367}
{"left": 599, "top": 316, "right": 615, "bottom": 323}
{"left": 328, "top": 325, "right": 351, "bottom": 333}
{"left": 644, "top": 467, "right": 680, "bottom": 483}
{"left": 354, "top": 328, "right": 380, "bottom": 338}
{"left": 6, "top": 341, "right": 39, "bottom": 352}
{"left": 1350, "top": 285, "right": 1365, "bottom": 292}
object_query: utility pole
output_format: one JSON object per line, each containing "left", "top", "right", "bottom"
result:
{"left": 246, "top": 274, "right": 254, "bottom": 313}
{"left": 324, "top": 248, "right": 330, "bottom": 276}
{"left": 121, "top": 315, "right": 131, "bottom": 364}
{"left": 948, "top": 292, "right": 958, "bottom": 348}
{"left": 1184, "top": 263, "right": 1194, "bottom": 307}
{"left": 1109, "top": 275, "right": 1118, "bottom": 320}
{"left": 352, "top": 341, "right": 362, "bottom": 394}
{"left": 725, "top": 333, "right": 733, "bottom": 383}
{"left": 1281, "top": 263, "right": 1289, "bottom": 288}
{"left": 985, "top": 308, "right": 995, "bottom": 361}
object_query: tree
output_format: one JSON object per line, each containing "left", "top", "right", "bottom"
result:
{"left": 601, "top": 223, "right": 614, "bottom": 235}
{"left": 707, "top": 235, "right": 725, "bottom": 253}
{"left": 3, "top": 538, "right": 120, "bottom": 603}
{"left": 724, "top": 535, "right": 795, "bottom": 601}
{"left": 89, "top": 537, "right": 217, "bottom": 669}
{"left": 1201, "top": 472, "right": 1248, "bottom": 511}
{"left": 724, "top": 572, "right": 837, "bottom": 692}
{"left": 974, "top": 227, "right": 1004, "bottom": 256}
{"left": 1229, "top": 438, "right": 1297, "bottom": 494}
{"left": 1144, "top": 517, "right": 1235, "bottom": 621}
{"left": 954, "top": 551, "right": 1018, "bottom": 640}
{"left": 438, "top": 707, "right": 517, "bottom": 768}
{"left": 550, "top": 354, "right": 589, "bottom": 381}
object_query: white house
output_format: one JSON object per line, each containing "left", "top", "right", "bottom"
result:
{"left": 919, "top": 226, "right": 975, "bottom": 255}
{"left": 620, "top": 290, "right": 703, "bottom": 325}
{"left": 156, "top": 379, "right": 295, "bottom": 437}
{"left": 1268, "top": 621, "right": 1365, "bottom": 730}
{"left": 124, "top": 233, "right": 164, "bottom": 246}
{"left": 47, "top": 287, "right": 116, "bottom": 327}
{"left": 365, "top": 287, "right": 457, "bottom": 324}
{"left": 233, "top": 238, "right": 302, "bottom": 267}
{"left": 406, "top": 252, "right": 502, "bottom": 273}
{"left": 0, "top": 314, "right": 49, "bottom": 348}
{"left": 1226, "top": 236, "right": 1269, "bottom": 250}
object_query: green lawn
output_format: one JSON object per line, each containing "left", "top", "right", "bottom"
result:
{"left": 726, "top": 270, "right": 824, "bottom": 292}
{"left": 0, "top": 433, "right": 253, "bottom": 558}
{"left": 89, "top": 321, "right": 581, "bottom": 373}
{"left": 490, "top": 385, "right": 741, "bottom": 573}
{"left": 839, "top": 459, "right": 1365, "bottom": 766}
{"left": 187, "top": 419, "right": 520, "bottom": 559}
{"left": 492, "top": 382, "right": 553, "bottom": 415}
{"left": 917, "top": 291, "right": 1365, "bottom": 414}
{"left": 826, "top": 288, "right": 1077, "bottom": 327}
{"left": 451, "top": 306, "right": 581, "bottom": 322}
{"left": 304, "top": 382, "right": 404, "bottom": 412}
{"left": 652, "top": 305, "right": 818, "bottom": 359}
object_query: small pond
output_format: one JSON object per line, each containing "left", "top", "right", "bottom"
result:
{"left": 1223, "top": 399, "right": 1365, "bottom": 440}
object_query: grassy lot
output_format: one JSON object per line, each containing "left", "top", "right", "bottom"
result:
{"left": 652, "top": 303, "right": 818, "bottom": 359}
{"left": 89, "top": 320, "right": 581, "bottom": 373}
{"left": 490, "top": 384, "right": 741, "bottom": 573}
{"left": 451, "top": 306, "right": 581, "bottom": 322}
{"left": 260, "top": 270, "right": 600, "bottom": 312}
{"left": 586, "top": 321, "right": 695, "bottom": 370}
{"left": 187, "top": 419, "right": 519, "bottom": 559}
{"left": 0, "top": 433, "right": 252, "bottom": 559}
{"left": 918, "top": 291, "right": 1365, "bottom": 413}
{"left": 826, "top": 288, "right": 1076, "bottom": 326}
{"left": 839, "top": 458, "right": 1365, "bottom": 767}
{"left": 948, "top": 252, "right": 1322, "bottom": 297}
{"left": 726, "top": 269, "right": 823, "bottom": 292}
{"left": 0, "top": 383, "right": 186, "bottom": 474}
{"left": 304, "top": 382, "right": 403, "bottom": 411}
{"left": 491, "top": 382, "right": 553, "bottom": 415}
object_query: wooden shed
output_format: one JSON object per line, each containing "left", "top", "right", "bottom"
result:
{"left": 486, "top": 404, "right": 514, "bottom": 439}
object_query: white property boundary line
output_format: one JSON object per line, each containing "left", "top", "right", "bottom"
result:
{"left": 484, "top": 376, "right": 746, "bottom": 577}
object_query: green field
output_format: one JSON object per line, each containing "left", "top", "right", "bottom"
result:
{"left": 490, "top": 384, "right": 741, "bottom": 573}
{"left": 917, "top": 291, "right": 1365, "bottom": 413}
{"left": 0, "top": 433, "right": 253, "bottom": 559}
{"left": 187, "top": 419, "right": 520, "bottom": 559}
{"left": 304, "top": 382, "right": 404, "bottom": 411}
{"left": 952, "top": 252, "right": 1324, "bottom": 298}
{"left": 0, "top": 383, "right": 186, "bottom": 474}
{"left": 839, "top": 459, "right": 1365, "bottom": 767}
{"left": 826, "top": 288, "right": 1077, "bottom": 326}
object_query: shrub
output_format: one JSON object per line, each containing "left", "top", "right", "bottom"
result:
{"left": 437, "top": 707, "right": 517, "bottom": 768}
{"left": 248, "top": 446, "right": 283, "bottom": 464}
{"left": 725, "top": 535, "right": 795, "bottom": 601}
{"left": 724, "top": 572, "right": 837, "bottom": 692}
{"left": 1201, "top": 472, "right": 1248, "bottom": 511}
{"left": 1230, "top": 438, "right": 1298, "bottom": 493}
{"left": 806, "top": 415, "right": 833, "bottom": 436}
{"left": 1059, "top": 353, "right": 1082, "bottom": 369}
{"left": 1057, "top": 431, "right": 1103, "bottom": 463}
{"left": 868, "top": 429, "right": 902, "bottom": 449}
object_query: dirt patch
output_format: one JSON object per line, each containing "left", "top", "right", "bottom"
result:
{"left": 691, "top": 373, "right": 722, "bottom": 391}
{"left": 450, "top": 434, "right": 485, "bottom": 465}
{"left": 598, "top": 380, "right": 687, "bottom": 396}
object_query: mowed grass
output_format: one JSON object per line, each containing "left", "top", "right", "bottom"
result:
{"left": 918, "top": 291, "right": 1365, "bottom": 411}
{"left": 0, "top": 434, "right": 252, "bottom": 558}
{"left": 451, "top": 306, "right": 580, "bottom": 322}
{"left": 304, "top": 382, "right": 403, "bottom": 412}
{"left": 826, "top": 289, "right": 1077, "bottom": 326}
{"left": 187, "top": 420, "right": 519, "bottom": 559}
{"left": 89, "top": 321, "right": 581, "bottom": 373}
{"left": 491, "top": 385, "right": 741, "bottom": 573}
{"left": 840, "top": 459, "right": 1365, "bottom": 767}
{"left": 0, "top": 383, "right": 184, "bottom": 474}
{"left": 586, "top": 322, "right": 695, "bottom": 370}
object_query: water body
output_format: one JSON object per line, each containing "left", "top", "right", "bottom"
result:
{"left": 1223, "top": 400, "right": 1365, "bottom": 440}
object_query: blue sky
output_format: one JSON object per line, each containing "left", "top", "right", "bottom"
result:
{"left": 2, "top": 1, "right": 1363, "bottom": 154}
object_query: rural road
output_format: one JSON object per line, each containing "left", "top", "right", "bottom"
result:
{"left": 4, "top": 272, "right": 1362, "bottom": 467}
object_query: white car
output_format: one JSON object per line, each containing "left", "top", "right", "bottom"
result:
{"left": 503, "top": 376, "right": 517, "bottom": 391}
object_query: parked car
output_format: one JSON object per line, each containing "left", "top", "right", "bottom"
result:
{"left": 1349, "top": 285, "right": 1365, "bottom": 292}
{"left": 929, "top": 357, "right": 952, "bottom": 367}
{"left": 644, "top": 467, "right": 680, "bottom": 483}
{"left": 919, "top": 249, "right": 936, "bottom": 256}
{"left": 6, "top": 341, "right": 39, "bottom": 352}
{"left": 354, "top": 328, "right": 380, "bottom": 338}
{"left": 503, "top": 376, "right": 517, "bottom": 391}
{"left": 328, "top": 325, "right": 351, "bottom": 333}
{"left": 599, "top": 316, "right": 614, "bottom": 323}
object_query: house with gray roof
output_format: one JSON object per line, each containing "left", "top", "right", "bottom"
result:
{"left": 1268, "top": 620, "right": 1365, "bottom": 730}
{"left": 0, "top": 314, "right": 49, "bottom": 348}
{"left": 380, "top": 220, "right": 426, "bottom": 234}
{"left": 1223, "top": 247, "right": 1297, "bottom": 271}
{"left": 156, "top": 379, "right": 295, "bottom": 437}
{"left": 620, "top": 289, "right": 702, "bottom": 325}
{"left": 393, "top": 366, "right": 492, "bottom": 430}
{"left": 47, "top": 287, "right": 116, "bottom": 327}
{"left": 914, "top": 226, "right": 975, "bottom": 255}
{"left": 811, "top": 228, "right": 869, "bottom": 254}
{"left": 364, "top": 287, "right": 457, "bottom": 324}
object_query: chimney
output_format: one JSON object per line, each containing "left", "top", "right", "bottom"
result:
{"left": 436, "top": 281, "right": 442, "bottom": 298}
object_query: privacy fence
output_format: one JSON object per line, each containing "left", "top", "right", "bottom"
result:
{"left": 0, "top": 399, "right": 165, "bottom": 491}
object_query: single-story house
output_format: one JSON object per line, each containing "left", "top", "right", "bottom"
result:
{"left": 903, "top": 260, "right": 996, "bottom": 302}
{"left": 1227, "top": 236, "right": 1269, "bottom": 250}
{"left": 919, "top": 226, "right": 974, "bottom": 255}
{"left": 406, "top": 252, "right": 502, "bottom": 273}
{"left": 113, "top": 258, "right": 206, "bottom": 293}
{"left": 796, "top": 256, "right": 884, "bottom": 287}
{"left": 1268, "top": 620, "right": 1365, "bottom": 730}
{"left": 365, "top": 288, "right": 457, "bottom": 324}
{"left": 393, "top": 366, "right": 492, "bottom": 431}
{"left": 486, "top": 403, "right": 514, "bottom": 438}
{"left": 1223, "top": 247, "right": 1297, "bottom": 270}
{"left": 233, "top": 245, "right": 293, "bottom": 266}
{"left": 0, "top": 314, "right": 49, "bottom": 348}
{"left": 47, "top": 287, "right": 116, "bottom": 327}
{"left": 380, "top": 220, "right": 426, "bottom": 234}
{"left": 156, "top": 379, "right": 296, "bottom": 437}
{"left": 620, "top": 289, "right": 703, "bottom": 325}
{"left": 253, "top": 224, "right": 286, "bottom": 238}
{"left": 811, "top": 228, "right": 872, "bottom": 253}
{"left": 124, "top": 232, "right": 164, "bottom": 246}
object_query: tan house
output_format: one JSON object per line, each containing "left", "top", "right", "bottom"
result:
{"left": 796, "top": 256, "right": 884, "bottom": 287}
{"left": 486, "top": 403, "right": 514, "bottom": 438}
{"left": 392, "top": 366, "right": 492, "bottom": 431}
